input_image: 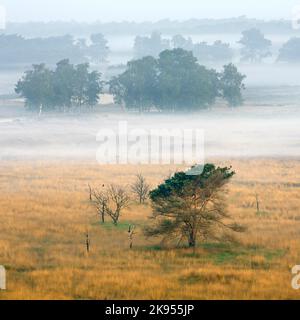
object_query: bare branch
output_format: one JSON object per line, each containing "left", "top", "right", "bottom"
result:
{"left": 131, "top": 174, "right": 150, "bottom": 204}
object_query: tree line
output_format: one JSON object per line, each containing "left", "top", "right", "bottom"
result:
{"left": 4, "top": 18, "right": 297, "bottom": 38}
{"left": 15, "top": 49, "right": 245, "bottom": 113}
{"left": 110, "top": 48, "right": 246, "bottom": 112}
{"left": 133, "top": 29, "right": 300, "bottom": 64}
{"left": 2, "top": 29, "right": 300, "bottom": 68}
{"left": 0, "top": 33, "right": 109, "bottom": 66}
{"left": 134, "top": 32, "right": 234, "bottom": 63}
{"left": 15, "top": 59, "right": 103, "bottom": 113}
{"left": 3, "top": 28, "right": 300, "bottom": 68}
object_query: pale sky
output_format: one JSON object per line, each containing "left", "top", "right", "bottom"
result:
{"left": 0, "top": 0, "right": 299, "bottom": 22}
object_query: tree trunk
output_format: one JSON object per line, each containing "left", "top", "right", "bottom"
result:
{"left": 188, "top": 232, "right": 196, "bottom": 248}
{"left": 255, "top": 193, "right": 260, "bottom": 215}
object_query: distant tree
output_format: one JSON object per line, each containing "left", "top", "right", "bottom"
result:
{"left": 220, "top": 63, "right": 246, "bottom": 107}
{"left": 131, "top": 174, "right": 150, "bottom": 204}
{"left": 15, "top": 60, "right": 103, "bottom": 113}
{"left": 109, "top": 56, "right": 159, "bottom": 112}
{"left": 52, "top": 59, "right": 75, "bottom": 111}
{"left": 145, "top": 164, "right": 245, "bottom": 248}
{"left": 238, "top": 28, "right": 272, "bottom": 63}
{"left": 211, "top": 41, "right": 234, "bottom": 62}
{"left": 88, "top": 33, "right": 109, "bottom": 63}
{"left": 134, "top": 32, "right": 170, "bottom": 58}
{"left": 86, "top": 70, "right": 103, "bottom": 107}
{"left": 110, "top": 49, "right": 245, "bottom": 112}
{"left": 193, "top": 40, "right": 234, "bottom": 63}
{"left": 157, "top": 49, "right": 219, "bottom": 111}
{"left": 72, "top": 63, "right": 90, "bottom": 108}
{"left": 171, "top": 35, "right": 234, "bottom": 63}
{"left": 172, "top": 34, "right": 194, "bottom": 51}
{"left": 1, "top": 19, "right": 295, "bottom": 39}
{"left": 277, "top": 38, "right": 300, "bottom": 63}
{"left": 0, "top": 34, "right": 86, "bottom": 65}
{"left": 15, "top": 63, "right": 54, "bottom": 114}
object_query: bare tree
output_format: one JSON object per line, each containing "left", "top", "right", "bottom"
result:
{"left": 128, "top": 225, "right": 136, "bottom": 249}
{"left": 88, "top": 184, "right": 92, "bottom": 201}
{"left": 131, "top": 174, "right": 150, "bottom": 204}
{"left": 106, "top": 185, "right": 130, "bottom": 225}
{"left": 85, "top": 230, "right": 91, "bottom": 253}
{"left": 91, "top": 187, "right": 109, "bottom": 223}
{"left": 90, "top": 184, "right": 130, "bottom": 225}
{"left": 255, "top": 193, "right": 260, "bottom": 215}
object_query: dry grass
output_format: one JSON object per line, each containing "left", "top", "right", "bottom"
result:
{"left": 0, "top": 159, "right": 300, "bottom": 300}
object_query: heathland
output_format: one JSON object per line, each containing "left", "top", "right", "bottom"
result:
{"left": 0, "top": 159, "right": 299, "bottom": 299}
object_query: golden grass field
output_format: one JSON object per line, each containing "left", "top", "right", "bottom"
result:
{"left": 0, "top": 158, "right": 300, "bottom": 300}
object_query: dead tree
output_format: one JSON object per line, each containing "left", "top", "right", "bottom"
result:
{"left": 90, "top": 185, "right": 130, "bottom": 225}
{"left": 106, "top": 185, "right": 130, "bottom": 225}
{"left": 255, "top": 193, "right": 260, "bottom": 215}
{"left": 88, "top": 184, "right": 92, "bottom": 201}
{"left": 128, "top": 225, "right": 136, "bottom": 249}
{"left": 131, "top": 174, "right": 150, "bottom": 204}
{"left": 86, "top": 230, "right": 90, "bottom": 253}
{"left": 91, "top": 188, "right": 109, "bottom": 223}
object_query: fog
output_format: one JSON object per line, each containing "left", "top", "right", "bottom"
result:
{"left": 106, "top": 33, "right": 292, "bottom": 66}
{"left": 1, "top": 0, "right": 298, "bottom": 22}
{"left": 0, "top": 33, "right": 299, "bottom": 96}
{"left": 0, "top": 101, "right": 299, "bottom": 161}
{"left": 0, "top": 2, "right": 299, "bottom": 163}
{"left": 0, "top": 30, "right": 299, "bottom": 95}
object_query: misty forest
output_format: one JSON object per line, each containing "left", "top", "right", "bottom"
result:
{"left": 0, "top": 4, "right": 300, "bottom": 301}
